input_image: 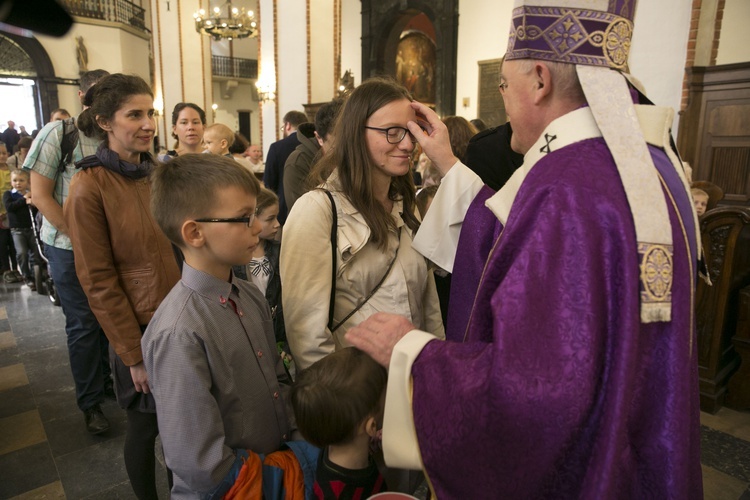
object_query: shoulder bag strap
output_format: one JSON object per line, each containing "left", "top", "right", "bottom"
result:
{"left": 330, "top": 227, "right": 401, "bottom": 333}
{"left": 320, "top": 189, "right": 337, "bottom": 331}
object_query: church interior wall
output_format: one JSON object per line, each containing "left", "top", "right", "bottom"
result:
{"left": 454, "top": 2, "right": 512, "bottom": 121}
{"left": 716, "top": 0, "right": 750, "bottom": 65}
{"left": 276, "top": 0, "right": 308, "bottom": 129}
{"left": 35, "top": 24, "right": 151, "bottom": 118}
{"left": 339, "top": 0, "right": 362, "bottom": 93}
{"left": 212, "top": 82, "right": 260, "bottom": 144}
{"left": 309, "top": 0, "right": 335, "bottom": 104}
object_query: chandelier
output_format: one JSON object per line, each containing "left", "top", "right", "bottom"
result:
{"left": 194, "top": 2, "right": 258, "bottom": 41}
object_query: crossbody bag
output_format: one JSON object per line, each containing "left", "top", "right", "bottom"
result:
{"left": 320, "top": 189, "right": 400, "bottom": 333}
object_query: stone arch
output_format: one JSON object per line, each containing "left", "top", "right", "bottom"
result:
{"left": 0, "top": 31, "right": 60, "bottom": 127}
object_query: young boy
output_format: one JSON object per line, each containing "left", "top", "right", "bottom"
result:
{"left": 0, "top": 143, "right": 22, "bottom": 283}
{"left": 692, "top": 187, "right": 709, "bottom": 217}
{"left": 143, "top": 154, "right": 298, "bottom": 498}
{"left": 203, "top": 123, "right": 235, "bottom": 157}
{"left": 2, "top": 169, "right": 40, "bottom": 289}
{"left": 292, "top": 347, "right": 388, "bottom": 498}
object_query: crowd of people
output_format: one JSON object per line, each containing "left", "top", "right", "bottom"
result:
{"left": 2, "top": 1, "right": 715, "bottom": 498}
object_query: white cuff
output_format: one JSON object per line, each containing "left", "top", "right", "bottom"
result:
{"left": 382, "top": 330, "right": 438, "bottom": 469}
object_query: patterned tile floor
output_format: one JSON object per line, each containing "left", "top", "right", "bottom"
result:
{"left": 1, "top": 280, "right": 749, "bottom": 499}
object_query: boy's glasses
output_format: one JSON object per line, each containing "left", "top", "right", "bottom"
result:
{"left": 194, "top": 215, "right": 256, "bottom": 227}
{"left": 365, "top": 126, "right": 417, "bottom": 144}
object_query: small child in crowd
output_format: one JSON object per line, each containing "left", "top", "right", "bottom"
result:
{"left": 232, "top": 187, "right": 290, "bottom": 370}
{"left": 203, "top": 123, "right": 235, "bottom": 157}
{"left": 143, "top": 154, "right": 298, "bottom": 498}
{"left": 2, "top": 169, "right": 40, "bottom": 289}
{"left": 692, "top": 187, "right": 709, "bottom": 217}
{"left": 292, "top": 347, "right": 388, "bottom": 499}
{"left": 0, "top": 142, "right": 22, "bottom": 283}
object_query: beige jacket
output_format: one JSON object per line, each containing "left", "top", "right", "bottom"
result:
{"left": 281, "top": 178, "right": 445, "bottom": 370}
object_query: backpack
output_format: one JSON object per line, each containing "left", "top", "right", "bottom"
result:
{"left": 58, "top": 117, "right": 80, "bottom": 173}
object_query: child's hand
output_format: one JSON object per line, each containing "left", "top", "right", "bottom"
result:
{"left": 24, "top": 193, "right": 32, "bottom": 205}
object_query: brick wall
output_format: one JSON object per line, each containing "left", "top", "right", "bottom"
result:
{"left": 681, "top": 0, "right": 725, "bottom": 111}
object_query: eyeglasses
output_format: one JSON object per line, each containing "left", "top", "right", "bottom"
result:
{"left": 194, "top": 215, "right": 256, "bottom": 227}
{"left": 498, "top": 80, "right": 508, "bottom": 95}
{"left": 365, "top": 126, "right": 416, "bottom": 144}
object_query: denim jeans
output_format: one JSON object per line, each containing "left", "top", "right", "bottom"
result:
{"left": 11, "top": 228, "right": 41, "bottom": 280}
{"left": 45, "top": 245, "right": 111, "bottom": 411}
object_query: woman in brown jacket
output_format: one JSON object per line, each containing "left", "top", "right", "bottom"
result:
{"left": 64, "top": 74, "right": 180, "bottom": 500}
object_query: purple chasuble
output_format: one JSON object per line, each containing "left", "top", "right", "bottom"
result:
{"left": 411, "top": 137, "right": 702, "bottom": 498}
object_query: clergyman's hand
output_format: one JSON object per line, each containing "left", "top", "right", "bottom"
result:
{"left": 407, "top": 101, "right": 459, "bottom": 177}
{"left": 345, "top": 312, "right": 416, "bottom": 367}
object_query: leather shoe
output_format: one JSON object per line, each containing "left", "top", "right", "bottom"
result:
{"left": 84, "top": 405, "right": 110, "bottom": 434}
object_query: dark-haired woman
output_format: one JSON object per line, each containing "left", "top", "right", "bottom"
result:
{"left": 158, "top": 102, "right": 206, "bottom": 161}
{"left": 64, "top": 73, "right": 180, "bottom": 499}
{"left": 280, "top": 77, "right": 444, "bottom": 367}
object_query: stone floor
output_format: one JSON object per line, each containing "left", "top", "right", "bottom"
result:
{"left": 1, "top": 279, "right": 749, "bottom": 499}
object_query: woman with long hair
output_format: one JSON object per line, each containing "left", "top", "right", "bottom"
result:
{"left": 64, "top": 73, "right": 181, "bottom": 499}
{"left": 280, "top": 77, "right": 444, "bottom": 372}
{"left": 159, "top": 102, "right": 206, "bottom": 160}
{"left": 442, "top": 115, "right": 478, "bottom": 163}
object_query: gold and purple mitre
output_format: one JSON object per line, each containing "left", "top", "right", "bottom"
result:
{"left": 501, "top": 0, "right": 699, "bottom": 324}
{"left": 505, "top": 0, "right": 636, "bottom": 70}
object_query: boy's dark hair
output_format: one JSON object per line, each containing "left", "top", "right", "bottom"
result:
{"left": 283, "top": 110, "right": 308, "bottom": 128}
{"left": 229, "top": 132, "right": 250, "bottom": 155}
{"left": 314, "top": 98, "right": 345, "bottom": 141}
{"left": 416, "top": 185, "right": 439, "bottom": 218}
{"left": 291, "top": 348, "right": 387, "bottom": 448}
{"left": 151, "top": 153, "right": 260, "bottom": 245}
{"left": 80, "top": 69, "right": 110, "bottom": 93}
{"left": 16, "top": 137, "right": 32, "bottom": 151}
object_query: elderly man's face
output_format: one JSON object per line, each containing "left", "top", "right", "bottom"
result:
{"left": 499, "top": 60, "right": 542, "bottom": 155}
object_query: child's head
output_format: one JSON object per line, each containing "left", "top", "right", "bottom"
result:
{"left": 151, "top": 153, "right": 260, "bottom": 250}
{"left": 292, "top": 348, "right": 387, "bottom": 448}
{"left": 10, "top": 169, "right": 29, "bottom": 191}
{"left": 255, "top": 188, "right": 280, "bottom": 241}
{"left": 203, "top": 123, "right": 235, "bottom": 156}
{"left": 691, "top": 188, "right": 709, "bottom": 217}
{"left": 16, "top": 137, "right": 32, "bottom": 160}
{"left": 0, "top": 142, "right": 7, "bottom": 165}
{"left": 416, "top": 185, "right": 439, "bottom": 218}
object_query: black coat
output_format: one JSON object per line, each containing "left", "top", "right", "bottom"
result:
{"left": 464, "top": 122, "right": 524, "bottom": 191}
{"left": 263, "top": 132, "right": 300, "bottom": 225}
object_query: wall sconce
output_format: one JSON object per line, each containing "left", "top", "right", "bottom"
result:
{"left": 153, "top": 97, "right": 164, "bottom": 117}
{"left": 211, "top": 103, "right": 218, "bottom": 120}
{"left": 255, "top": 80, "right": 276, "bottom": 103}
{"left": 337, "top": 69, "right": 354, "bottom": 97}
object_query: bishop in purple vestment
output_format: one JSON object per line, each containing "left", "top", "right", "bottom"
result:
{"left": 346, "top": 1, "right": 703, "bottom": 498}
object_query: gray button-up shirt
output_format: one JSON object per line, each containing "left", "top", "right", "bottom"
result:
{"left": 142, "top": 263, "right": 294, "bottom": 498}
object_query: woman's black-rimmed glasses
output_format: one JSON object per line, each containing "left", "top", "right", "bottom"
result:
{"left": 364, "top": 126, "right": 416, "bottom": 144}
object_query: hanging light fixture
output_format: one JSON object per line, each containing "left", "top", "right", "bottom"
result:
{"left": 194, "top": 1, "right": 258, "bottom": 41}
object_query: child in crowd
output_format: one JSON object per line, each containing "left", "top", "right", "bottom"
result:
{"left": 291, "top": 347, "right": 388, "bottom": 499}
{"left": 144, "top": 154, "right": 298, "bottom": 498}
{"left": 692, "top": 187, "right": 709, "bottom": 217}
{"left": 0, "top": 142, "right": 21, "bottom": 283}
{"left": 232, "top": 187, "right": 290, "bottom": 369}
{"left": 2, "top": 169, "right": 40, "bottom": 289}
{"left": 203, "top": 123, "right": 235, "bottom": 157}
